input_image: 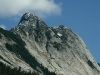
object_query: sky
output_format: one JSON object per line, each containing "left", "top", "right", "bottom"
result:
{"left": 0, "top": 0, "right": 100, "bottom": 62}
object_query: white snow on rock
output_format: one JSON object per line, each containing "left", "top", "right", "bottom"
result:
{"left": 57, "top": 33, "right": 62, "bottom": 36}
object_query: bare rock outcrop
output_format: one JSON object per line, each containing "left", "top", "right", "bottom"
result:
{"left": 0, "top": 13, "right": 99, "bottom": 75}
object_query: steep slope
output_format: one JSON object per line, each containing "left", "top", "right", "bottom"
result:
{"left": 0, "top": 28, "right": 33, "bottom": 71}
{"left": 0, "top": 13, "right": 100, "bottom": 75}
{"left": 0, "top": 27, "right": 56, "bottom": 75}
{"left": 0, "top": 62, "right": 38, "bottom": 75}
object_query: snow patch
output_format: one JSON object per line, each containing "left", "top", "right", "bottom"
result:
{"left": 57, "top": 33, "right": 62, "bottom": 36}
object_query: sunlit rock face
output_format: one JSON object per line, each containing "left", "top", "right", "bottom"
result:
{"left": 0, "top": 13, "right": 100, "bottom": 75}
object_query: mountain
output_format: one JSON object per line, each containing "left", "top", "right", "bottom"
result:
{"left": 0, "top": 13, "right": 100, "bottom": 75}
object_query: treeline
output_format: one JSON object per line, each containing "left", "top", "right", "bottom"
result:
{"left": 0, "top": 62, "right": 38, "bottom": 75}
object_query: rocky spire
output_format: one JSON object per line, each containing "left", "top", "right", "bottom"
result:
{"left": 11, "top": 13, "right": 47, "bottom": 33}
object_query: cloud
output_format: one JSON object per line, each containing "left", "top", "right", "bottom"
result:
{"left": 0, "top": 25, "right": 6, "bottom": 29}
{"left": 0, "top": 0, "right": 62, "bottom": 17}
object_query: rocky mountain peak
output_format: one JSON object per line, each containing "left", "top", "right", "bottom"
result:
{"left": 11, "top": 13, "right": 47, "bottom": 33}
{"left": 19, "top": 13, "right": 41, "bottom": 25}
{"left": 8, "top": 13, "right": 100, "bottom": 75}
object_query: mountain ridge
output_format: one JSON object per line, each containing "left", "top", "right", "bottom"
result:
{"left": 0, "top": 13, "right": 100, "bottom": 75}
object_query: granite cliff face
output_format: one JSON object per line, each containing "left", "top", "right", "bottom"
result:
{"left": 0, "top": 13, "right": 100, "bottom": 75}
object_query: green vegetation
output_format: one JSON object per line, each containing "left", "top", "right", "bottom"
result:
{"left": 0, "top": 55, "right": 11, "bottom": 65}
{"left": 45, "top": 30, "right": 52, "bottom": 40}
{"left": 0, "top": 28, "right": 25, "bottom": 46}
{"left": 0, "top": 62, "right": 38, "bottom": 75}
{"left": 60, "top": 34, "right": 68, "bottom": 42}
{"left": 53, "top": 42, "right": 62, "bottom": 51}
{"left": 5, "top": 43, "right": 56, "bottom": 75}
{"left": 21, "top": 30, "right": 27, "bottom": 36}
{"left": 0, "top": 28, "right": 56, "bottom": 75}
{"left": 88, "top": 60, "right": 95, "bottom": 69}
{"left": 0, "top": 33, "right": 2, "bottom": 38}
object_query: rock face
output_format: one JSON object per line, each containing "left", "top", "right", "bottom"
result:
{"left": 0, "top": 13, "right": 100, "bottom": 75}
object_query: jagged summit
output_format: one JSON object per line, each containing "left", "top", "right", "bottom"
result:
{"left": 19, "top": 13, "right": 41, "bottom": 25}
{"left": 11, "top": 13, "right": 68, "bottom": 39}
{"left": 11, "top": 13, "right": 47, "bottom": 33}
